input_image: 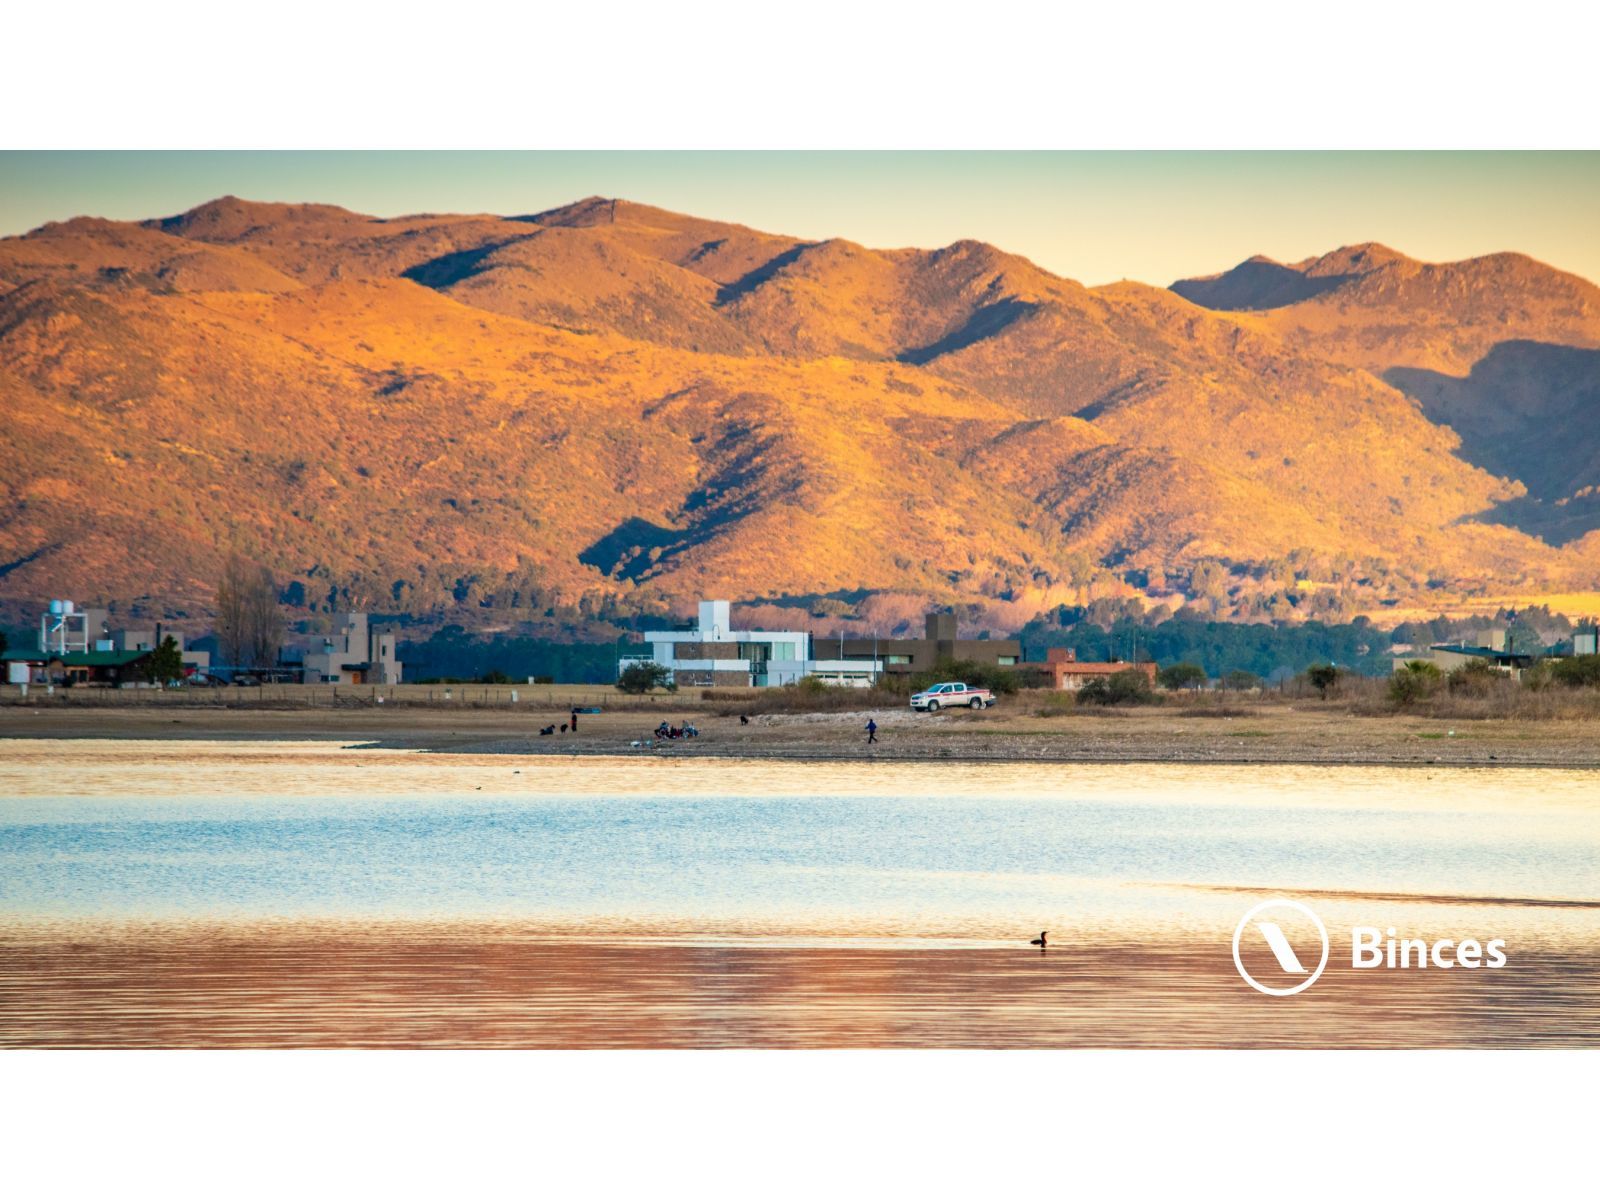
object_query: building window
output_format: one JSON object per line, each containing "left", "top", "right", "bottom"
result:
{"left": 771, "top": 642, "right": 796, "bottom": 661}
{"left": 997, "top": 656, "right": 1017, "bottom": 665}
{"left": 886, "top": 655, "right": 911, "bottom": 665}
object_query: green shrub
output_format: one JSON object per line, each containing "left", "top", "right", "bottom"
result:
{"left": 1389, "top": 660, "right": 1443, "bottom": 706}
{"left": 909, "top": 658, "right": 1019, "bottom": 695}
{"left": 1077, "top": 669, "right": 1157, "bottom": 706}
{"left": 1550, "top": 655, "right": 1600, "bottom": 689}
{"left": 616, "top": 662, "right": 670, "bottom": 693}
{"left": 1521, "top": 660, "right": 1554, "bottom": 692}
{"left": 1222, "top": 669, "right": 1262, "bottom": 691}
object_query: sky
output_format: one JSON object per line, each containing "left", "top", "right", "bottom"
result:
{"left": 1, "top": 151, "right": 1596, "bottom": 287}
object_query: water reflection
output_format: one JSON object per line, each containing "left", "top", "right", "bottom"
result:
{"left": 2, "top": 924, "right": 1595, "bottom": 1048}
{"left": 1, "top": 741, "right": 1596, "bottom": 1047}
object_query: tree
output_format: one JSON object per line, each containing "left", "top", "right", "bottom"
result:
{"left": 1158, "top": 662, "right": 1207, "bottom": 691}
{"left": 616, "top": 662, "right": 670, "bottom": 693}
{"left": 1305, "top": 663, "right": 1340, "bottom": 699}
{"left": 144, "top": 635, "right": 185, "bottom": 686}
{"left": 1189, "top": 560, "right": 1229, "bottom": 615}
{"left": 216, "top": 555, "right": 284, "bottom": 670}
{"left": 1064, "top": 551, "right": 1096, "bottom": 606}
{"left": 1222, "top": 669, "right": 1261, "bottom": 691}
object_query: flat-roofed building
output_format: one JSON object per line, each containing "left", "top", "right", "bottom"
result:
{"left": 837, "top": 612, "right": 1020, "bottom": 678}
{"left": 620, "top": 599, "right": 881, "bottom": 688}
{"left": 302, "top": 612, "right": 402, "bottom": 685}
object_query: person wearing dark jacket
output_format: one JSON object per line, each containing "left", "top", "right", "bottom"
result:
{"left": 865, "top": 718, "right": 878, "bottom": 745}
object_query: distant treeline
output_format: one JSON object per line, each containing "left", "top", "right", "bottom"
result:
{"left": 400, "top": 627, "right": 623, "bottom": 684}
{"left": 1017, "top": 604, "right": 1584, "bottom": 681}
{"left": 373, "top": 606, "right": 1596, "bottom": 686}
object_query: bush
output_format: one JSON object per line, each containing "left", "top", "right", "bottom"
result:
{"left": 616, "top": 662, "right": 671, "bottom": 694}
{"left": 1221, "top": 669, "right": 1262, "bottom": 691}
{"left": 1158, "top": 662, "right": 1207, "bottom": 691}
{"left": 1521, "top": 660, "right": 1554, "bottom": 692}
{"left": 1077, "top": 669, "right": 1158, "bottom": 706}
{"left": 909, "top": 658, "right": 1019, "bottom": 695}
{"left": 1389, "top": 660, "right": 1443, "bottom": 706}
{"left": 1447, "top": 659, "right": 1501, "bottom": 697}
{"left": 1550, "top": 655, "right": 1600, "bottom": 689}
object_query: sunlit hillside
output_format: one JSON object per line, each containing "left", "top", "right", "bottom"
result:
{"left": 2, "top": 196, "right": 1597, "bottom": 627}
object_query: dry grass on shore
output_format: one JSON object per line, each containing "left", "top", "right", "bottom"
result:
{"left": 702, "top": 684, "right": 908, "bottom": 716}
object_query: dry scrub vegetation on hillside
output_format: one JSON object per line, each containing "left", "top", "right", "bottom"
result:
{"left": 4, "top": 196, "right": 1600, "bottom": 626}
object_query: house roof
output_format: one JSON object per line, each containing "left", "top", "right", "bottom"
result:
{"left": 1050, "top": 659, "right": 1155, "bottom": 675}
{"left": 1430, "top": 644, "right": 1539, "bottom": 662}
{"left": 4, "top": 648, "right": 150, "bottom": 667}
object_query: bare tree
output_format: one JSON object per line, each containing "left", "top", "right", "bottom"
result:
{"left": 216, "top": 555, "right": 284, "bottom": 669}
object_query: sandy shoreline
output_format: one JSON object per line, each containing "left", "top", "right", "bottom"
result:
{"left": 5, "top": 701, "right": 1600, "bottom": 767}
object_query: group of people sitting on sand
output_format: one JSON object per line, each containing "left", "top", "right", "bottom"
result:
{"left": 538, "top": 722, "right": 571, "bottom": 736}
{"left": 653, "top": 721, "right": 700, "bottom": 740}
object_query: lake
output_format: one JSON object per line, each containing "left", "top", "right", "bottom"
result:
{"left": 2, "top": 740, "right": 1596, "bottom": 1047}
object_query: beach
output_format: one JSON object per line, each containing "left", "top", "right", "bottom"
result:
{"left": 6, "top": 695, "right": 1600, "bottom": 767}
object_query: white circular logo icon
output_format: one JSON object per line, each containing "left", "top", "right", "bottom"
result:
{"left": 1232, "top": 898, "right": 1330, "bottom": 995}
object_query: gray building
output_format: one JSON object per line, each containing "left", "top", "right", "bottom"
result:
{"left": 301, "top": 613, "right": 402, "bottom": 685}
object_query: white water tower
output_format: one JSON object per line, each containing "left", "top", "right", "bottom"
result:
{"left": 40, "top": 600, "right": 86, "bottom": 655}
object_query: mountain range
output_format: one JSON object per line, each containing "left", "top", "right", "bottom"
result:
{"left": 2, "top": 195, "right": 1598, "bottom": 628}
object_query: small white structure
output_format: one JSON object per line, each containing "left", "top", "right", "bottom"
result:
{"left": 302, "top": 613, "right": 402, "bottom": 685}
{"left": 621, "top": 599, "right": 880, "bottom": 688}
{"left": 40, "top": 600, "right": 98, "bottom": 656}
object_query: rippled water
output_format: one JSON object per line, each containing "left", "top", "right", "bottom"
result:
{"left": 1, "top": 740, "right": 1596, "bottom": 1047}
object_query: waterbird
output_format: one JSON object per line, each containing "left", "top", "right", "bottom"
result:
{"left": 1029, "top": 931, "right": 1048, "bottom": 948}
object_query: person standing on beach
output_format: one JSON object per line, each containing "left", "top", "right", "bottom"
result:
{"left": 865, "top": 718, "right": 878, "bottom": 745}
{"left": 570, "top": 706, "right": 579, "bottom": 732}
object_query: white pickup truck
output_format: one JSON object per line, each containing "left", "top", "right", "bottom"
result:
{"left": 909, "top": 681, "right": 996, "bottom": 712}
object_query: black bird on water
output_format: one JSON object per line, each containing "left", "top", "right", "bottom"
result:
{"left": 1029, "top": 931, "right": 1048, "bottom": 948}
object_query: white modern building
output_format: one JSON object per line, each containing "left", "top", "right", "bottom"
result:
{"left": 621, "top": 599, "right": 882, "bottom": 688}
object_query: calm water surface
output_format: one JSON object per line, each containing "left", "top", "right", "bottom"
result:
{"left": 2, "top": 740, "right": 1596, "bottom": 1047}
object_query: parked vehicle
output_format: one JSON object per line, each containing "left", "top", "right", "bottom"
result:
{"left": 909, "top": 681, "right": 995, "bottom": 712}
